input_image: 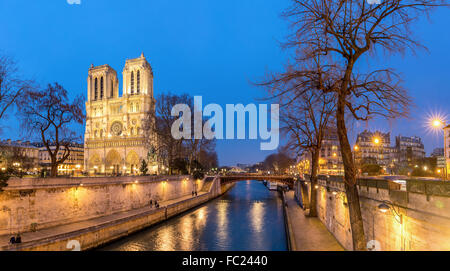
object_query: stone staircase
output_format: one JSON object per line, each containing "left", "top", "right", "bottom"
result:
{"left": 200, "top": 176, "right": 215, "bottom": 193}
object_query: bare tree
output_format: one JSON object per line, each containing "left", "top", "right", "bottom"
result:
{"left": 262, "top": 151, "right": 295, "bottom": 174}
{"left": 277, "top": 82, "right": 336, "bottom": 217}
{"left": 0, "top": 54, "right": 32, "bottom": 121}
{"left": 20, "top": 83, "right": 84, "bottom": 177}
{"left": 143, "top": 92, "right": 218, "bottom": 175}
{"left": 198, "top": 149, "right": 219, "bottom": 171}
{"left": 264, "top": 0, "right": 447, "bottom": 250}
{"left": 143, "top": 92, "right": 191, "bottom": 174}
{"left": 185, "top": 113, "right": 217, "bottom": 174}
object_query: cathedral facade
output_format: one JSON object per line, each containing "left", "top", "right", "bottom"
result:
{"left": 84, "top": 53, "right": 157, "bottom": 175}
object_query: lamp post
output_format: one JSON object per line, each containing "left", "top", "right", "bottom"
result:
{"left": 75, "top": 164, "right": 81, "bottom": 177}
{"left": 378, "top": 201, "right": 403, "bottom": 224}
{"left": 430, "top": 118, "right": 448, "bottom": 180}
{"left": 353, "top": 145, "right": 359, "bottom": 176}
{"left": 372, "top": 136, "right": 381, "bottom": 175}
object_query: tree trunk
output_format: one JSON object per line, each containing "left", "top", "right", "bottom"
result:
{"left": 336, "top": 94, "right": 366, "bottom": 251}
{"left": 50, "top": 164, "right": 58, "bottom": 177}
{"left": 308, "top": 149, "right": 320, "bottom": 217}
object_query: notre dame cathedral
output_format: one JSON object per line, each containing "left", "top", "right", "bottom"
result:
{"left": 84, "top": 53, "right": 157, "bottom": 175}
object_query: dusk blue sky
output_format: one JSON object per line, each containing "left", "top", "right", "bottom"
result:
{"left": 1, "top": 0, "right": 449, "bottom": 166}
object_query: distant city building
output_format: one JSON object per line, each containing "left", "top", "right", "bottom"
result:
{"left": 354, "top": 130, "right": 396, "bottom": 169}
{"left": 236, "top": 163, "right": 251, "bottom": 170}
{"left": 247, "top": 162, "right": 264, "bottom": 173}
{"left": 0, "top": 140, "right": 84, "bottom": 175}
{"left": 431, "top": 148, "right": 445, "bottom": 157}
{"left": 0, "top": 139, "right": 40, "bottom": 172}
{"left": 229, "top": 166, "right": 246, "bottom": 173}
{"left": 297, "top": 128, "right": 344, "bottom": 176}
{"left": 319, "top": 128, "right": 344, "bottom": 175}
{"left": 444, "top": 125, "right": 450, "bottom": 176}
{"left": 395, "top": 135, "right": 425, "bottom": 164}
{"left": 38, "top": 143, "right": 84, "bottom": 175}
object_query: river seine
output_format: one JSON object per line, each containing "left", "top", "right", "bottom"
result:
{"left": 100, "top": 180, "right": 287, "bottom": 251}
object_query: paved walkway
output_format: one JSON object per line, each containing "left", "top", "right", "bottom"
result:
{"left": 284, "top": 191, "right": 344, "bottom": 251}
{"left": 0, "top": 192, "right": 206, "bottom": 250}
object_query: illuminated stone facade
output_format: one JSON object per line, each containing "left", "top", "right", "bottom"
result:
{"left": 84, "top": 53, "right": 157, "bottom": 175}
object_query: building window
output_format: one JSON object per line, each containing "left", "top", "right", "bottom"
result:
{"left": 94, "top": 78, "right": 98, "bottom": 100}
{"left": 137, "top": 70, "right": 140, "bottom": 94}
{"left": 111, "top": 79, "right": 114, "bottom": 98}
{"left": 130, "top": 71, "right": 134, "bottom": 94}
{"left": 100, "top": 77, "right": 104, "bottom": 99}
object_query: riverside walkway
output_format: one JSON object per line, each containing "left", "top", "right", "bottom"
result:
{"left": 284, "top": 190, "right": 344, "bottom": 251}
{"left": 0, "top": 192, "right": 207, "bottom": 251}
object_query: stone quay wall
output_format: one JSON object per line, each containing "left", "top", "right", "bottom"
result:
{"left": 12, "top": 177, "right": 234, "bottom": 251}
{"left": 295, "top": 176, "right": 450, "bottom": 251}
{"left": 0, "top": 175, "right": 203, "bottom": 236}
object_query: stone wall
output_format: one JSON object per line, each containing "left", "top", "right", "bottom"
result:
{"left": 0, "top": 175, "right": 203, "bottom": 235}
{"left": 4, "top": 176, "right": 234, "bottom": 251}
{"left": 297, "top": 178, "right": 450, "bottom": 251}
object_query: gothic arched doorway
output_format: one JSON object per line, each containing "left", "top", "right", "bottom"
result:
{"left": 126, "top": 151, "right": 140, "bottom": 175}
{"left": 88, "top": 153, "right": 102, "bottom": 174}
{"left": 106, "top": 149, "right": 122, "bottom": 174}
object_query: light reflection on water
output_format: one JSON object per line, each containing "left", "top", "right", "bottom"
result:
{"left": 100, "top": 180, "right": 287, "bottom": 251}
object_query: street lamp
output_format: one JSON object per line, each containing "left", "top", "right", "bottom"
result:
{"left": 372, "top": 136, "right": 382, "bottom": 173}
{"left": 378, "top": 201, "right": 403, "bottom": 224}
{"left": 432, "top": 119, "right": 443, "bottom": 128}
{"left": 373, "top": 137, "right": 380, "bottom": 145}
{"left": 429, "top": 117, "right": 448, "bottom": 180}
{"left": 75, "top": 164, "right": 81, "bottom": 177}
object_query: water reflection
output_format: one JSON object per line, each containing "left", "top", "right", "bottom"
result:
{"left": 100, "top": 181, "right": 287, "bottom": 251}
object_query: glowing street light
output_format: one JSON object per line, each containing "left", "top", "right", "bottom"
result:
{"left": 354, "top": 145, "right": 359, "bottom": 151}
{"left": 373, "top": 137, "right": 380, "bottom": 145}
{"left": 432, "top": 119, "right": 443, "bottom": 128}
{"left": 378, "top": 202, "right": 403, "bottom": 224}
{"left": 378, "top": 203, "right": 389, "bottom": 213}
{"left": 428, "top": 115, "right": 448, "bottom": 180}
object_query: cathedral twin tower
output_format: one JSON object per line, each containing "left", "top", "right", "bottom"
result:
{"left": 84, "top": 53, "right": 157, "bottom": 175}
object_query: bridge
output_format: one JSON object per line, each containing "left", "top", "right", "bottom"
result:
{"left": 218, "top": 174, "right": 296, "bottom": 188}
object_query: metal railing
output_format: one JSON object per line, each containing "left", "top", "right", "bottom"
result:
{"left": 301, "top": 174, "right": 450, "bottom": 198}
